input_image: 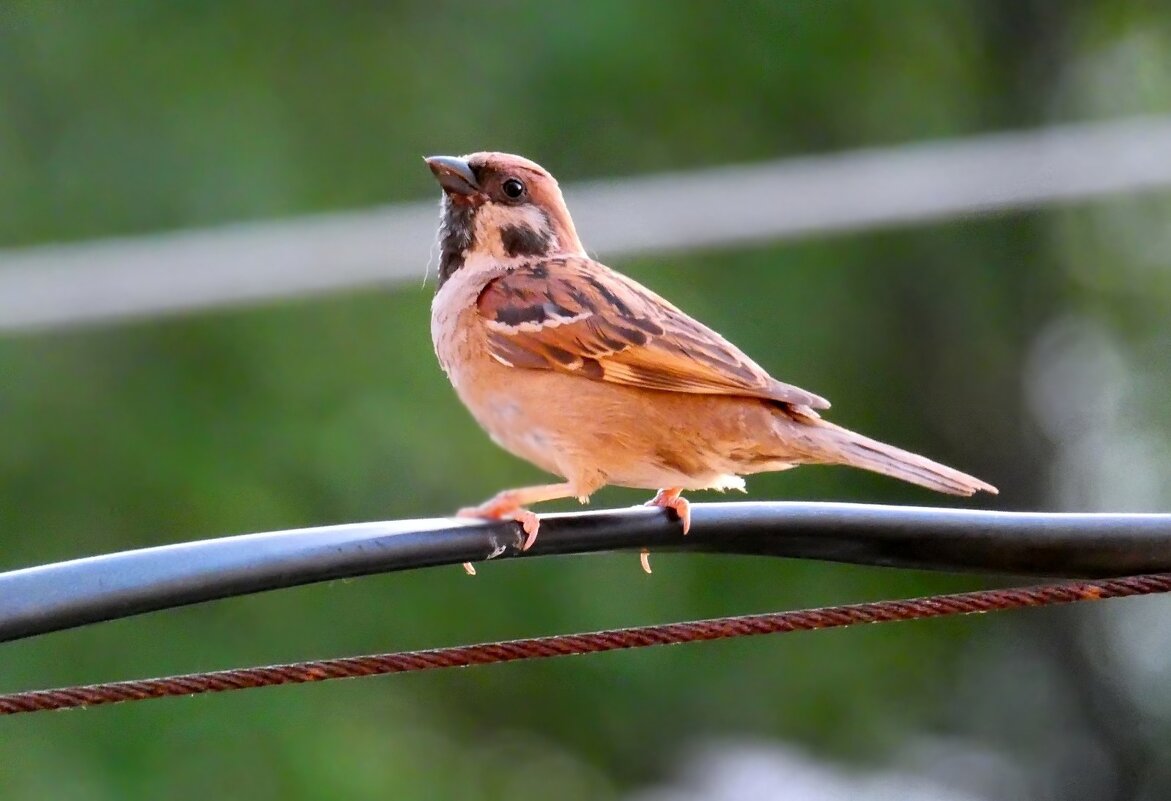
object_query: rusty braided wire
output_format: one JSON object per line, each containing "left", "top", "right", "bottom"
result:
{"left": 3, "top": 572, "right": 1169, "bottom": 716}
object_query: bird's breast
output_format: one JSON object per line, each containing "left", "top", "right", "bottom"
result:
{"left": 431, "top": 260, "right": 496, "bottom": 376}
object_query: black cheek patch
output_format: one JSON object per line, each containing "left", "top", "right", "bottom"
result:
{"left": 500, "top": 225, "right": 553, "bottom": 258}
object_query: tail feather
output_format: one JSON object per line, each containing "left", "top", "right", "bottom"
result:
{"left": 814, "top": 421, "right": 997, "bottom": 497}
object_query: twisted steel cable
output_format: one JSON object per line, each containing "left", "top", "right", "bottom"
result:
{"left": 4, "top": 573, "right": 1169, "bottom": 716}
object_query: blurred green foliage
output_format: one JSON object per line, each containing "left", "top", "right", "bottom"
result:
{"left": 1, "top": 2, "right": 1169, "bottom": 798}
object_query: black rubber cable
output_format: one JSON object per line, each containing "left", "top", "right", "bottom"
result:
{"left": 2, "top": 503, "right": 1169, "bottom": 643}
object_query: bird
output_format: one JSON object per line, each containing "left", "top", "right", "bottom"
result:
{"left": 425, "top": 152, "right": 997, "bottom": 572}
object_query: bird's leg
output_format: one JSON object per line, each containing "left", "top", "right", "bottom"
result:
{"left": 458, "top": 482, "right": 580, "bottom": 551}
{"left": 645, "top": 487, "right": 691, "bottom": 534}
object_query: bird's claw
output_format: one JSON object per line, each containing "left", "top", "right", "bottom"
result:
{"left": 645, "top": 488, "right": 691, "bottom": 535}
{"left": 515, "top": 510, "right": 540, "bottom": 550}
{"left": 457, "top": 504, "right": 541, "bottom": 550}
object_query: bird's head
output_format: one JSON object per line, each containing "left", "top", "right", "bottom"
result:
{"left": 425, "top": 152, "right": 583, "bottom": 287}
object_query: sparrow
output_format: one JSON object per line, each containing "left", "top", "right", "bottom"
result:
{"left": 426, "top": 152, "right": 997, "bottom": 572}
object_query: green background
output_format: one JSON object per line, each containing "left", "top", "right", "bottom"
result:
{"left": 2, "top": 2, "right": 1169, "bottom": 798}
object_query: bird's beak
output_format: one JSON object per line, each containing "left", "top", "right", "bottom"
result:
{"left": 425, "top": 155, "right": 480, "bottom": 196}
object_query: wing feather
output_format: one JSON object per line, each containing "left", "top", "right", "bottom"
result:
{"left": 476, "top": 257, "right": 830, "bottom": 409}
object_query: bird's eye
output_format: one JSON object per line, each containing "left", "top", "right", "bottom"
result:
{"left": 501, "top": 178, "right": 526, "bottom": 200}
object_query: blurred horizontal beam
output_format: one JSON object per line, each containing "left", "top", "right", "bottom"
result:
{"left": 3, "top": 115, "right": 1171, "bottom": 332}
{"left": 2, "top": 502, "right": 1170, "bottom": 643}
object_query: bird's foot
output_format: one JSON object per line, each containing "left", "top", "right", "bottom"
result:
{"left": 639, "top": 487, "right": 691, "bottom": 574}
{"left": 645, "top": 488, "right": 690, "bottom": 534}
{"left": 454, "top": 482, "right": 582, "bottom": 575}
{"left": 457, "top": 501, "right": 540, "bottom": 576}
{"left": 457, "top": 500, "right": 541, "bottom": 550}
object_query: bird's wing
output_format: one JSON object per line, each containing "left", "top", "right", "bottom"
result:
{"left": 476, "top": 257, "right": 830, "bottom": 409}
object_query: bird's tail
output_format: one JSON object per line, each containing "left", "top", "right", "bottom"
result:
{"left": 807, "top": 420, "right": 997, "bottom": 497}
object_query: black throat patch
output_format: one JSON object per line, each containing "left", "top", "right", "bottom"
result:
{"left": 436, "top": 199, "right": 476, "bottom": 288}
